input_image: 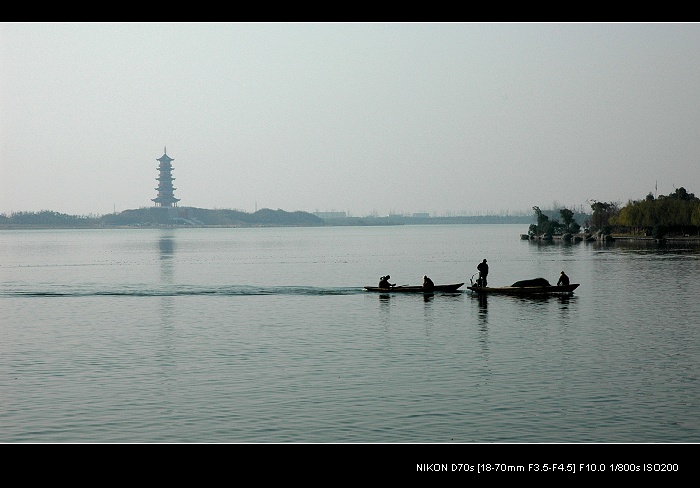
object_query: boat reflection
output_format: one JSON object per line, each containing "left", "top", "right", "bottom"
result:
{"left": 478, "top": 292, "right": 488, "bottom": 312}
{"left": 477, "top": 293, "right": 488, "bottom": 323}
{"left": 378, "top": 293, "right": 391, "bottom": 305}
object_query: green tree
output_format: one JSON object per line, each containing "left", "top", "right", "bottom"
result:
{"left": 559, "top": 208, "right": 580, "bottom": 234}
{"left": 589, "top": 200, "right": 619, "bottom": 232}
{"left": 691, "top": 203, "right": 700, "bottom": 232}
{"left": 609, "top": 187, "right": 700, "bottom": 236}
{"left": 669, "top": 187, "right": 695, "bottom": 200}
{"left": 530, "top": 206, "right": 562, "bottom": 236}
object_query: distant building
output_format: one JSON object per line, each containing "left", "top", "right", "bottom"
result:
{"left": 152, "top": 147, "right": 180, "bottom": 207}
{"left": 412, "top": 213, "right": 430, "bottom": 218}
{"left": 314, "top": 212, "right": 346, "bottom": 219}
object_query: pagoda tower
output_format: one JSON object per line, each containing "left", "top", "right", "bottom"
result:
{"left": 152, "top": 147, "right": 181, "bottom": 207}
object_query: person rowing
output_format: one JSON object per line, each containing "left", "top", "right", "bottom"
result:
{"left": 378, "top": 275, "right": 396, "bottom": 288}
{"left": 557, "top": 271, "right": 570, "bottom": 286}
{"left": 422, "top": 275, "right": 435, "bottom": 290}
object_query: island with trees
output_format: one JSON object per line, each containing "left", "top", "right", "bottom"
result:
{"left": 526, "top": 187, "right": 700, "bottom": 242}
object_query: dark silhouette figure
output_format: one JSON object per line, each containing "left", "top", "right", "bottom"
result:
{"left": 557, "top": 271, "right": 570, "bottom": 286}
{"left": 422, "top": 275, "right": 434, "bottom": 290}
{"left": 477, "top": 259, "right": 489, "bottom": 287}
{"left": 378, "top": 275, "right": 395, "bottom": 288}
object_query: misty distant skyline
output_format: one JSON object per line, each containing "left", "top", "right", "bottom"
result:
{"left": 2, "top": 23, "right": 699, "bottom": 217}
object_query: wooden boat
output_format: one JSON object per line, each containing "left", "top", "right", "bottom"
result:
{"left": 466, "top": 283, "right": 579, "bottom": 295}
{"left": 364, "top": 283, "right": 464, "bottom": 293}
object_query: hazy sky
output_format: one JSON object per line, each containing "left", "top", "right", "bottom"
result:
{"left": 2, "top": 22, "right": 699, "bottom": 217}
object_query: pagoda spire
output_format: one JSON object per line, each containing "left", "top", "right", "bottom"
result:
{"left": 151, "top": 147, "right": 180, "bottom": 207}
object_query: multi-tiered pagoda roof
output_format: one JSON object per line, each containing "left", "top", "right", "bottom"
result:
{"left": 152, "top": 147, "right": 180, "bottom": 207}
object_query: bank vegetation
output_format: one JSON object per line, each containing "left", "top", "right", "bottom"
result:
{"left": 528, "top": 187, "right": 700, "bottom": 240}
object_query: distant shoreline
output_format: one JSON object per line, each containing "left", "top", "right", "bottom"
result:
{"left": 0, "top": 219, "right": 531, "bottom": 230}
{"left": 0, "top": 208, "right": 538, "bottom": 229}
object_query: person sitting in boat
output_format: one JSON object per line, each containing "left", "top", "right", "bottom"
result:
{"left": 422, "top": 275, "right": 434, "bottom": 290}
{"left": 477, "top": 259, "right": 489, "bottom": 287}
{"left": 557, "top": 271, "right": 570, "bottom": 286}
{"left": 378, "top": 275, "right": 395, "bottom": 288}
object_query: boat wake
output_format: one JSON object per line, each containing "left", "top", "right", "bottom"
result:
{"left": 0, "top": 284, "right": 368, "bottom": 298}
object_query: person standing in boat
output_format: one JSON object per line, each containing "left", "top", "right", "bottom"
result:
{"left": 557, "top": 271, "right": 570, "bottom": 286}
{"left": 422, "top": 275, "right": 434, "bottom": 290}
{"left": 477, "top": 259, "right": 489, "bottom": 287}
{"left": 378, "top": 275, "right": 395, "bottom": 288}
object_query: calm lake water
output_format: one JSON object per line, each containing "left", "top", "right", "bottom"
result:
{"left": 1, "top": 224, "right": 698, "bottom": 444}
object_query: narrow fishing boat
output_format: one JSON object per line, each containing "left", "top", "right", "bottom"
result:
{"left": 466, "top": 283, "right": 579, "bottom": 295}
{"left": 364, "top": 283, "right": 464, "bottom": 293}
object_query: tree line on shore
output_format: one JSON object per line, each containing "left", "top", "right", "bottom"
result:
{"left": 528, "top": 187, "right": 700, "bottom": 239}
